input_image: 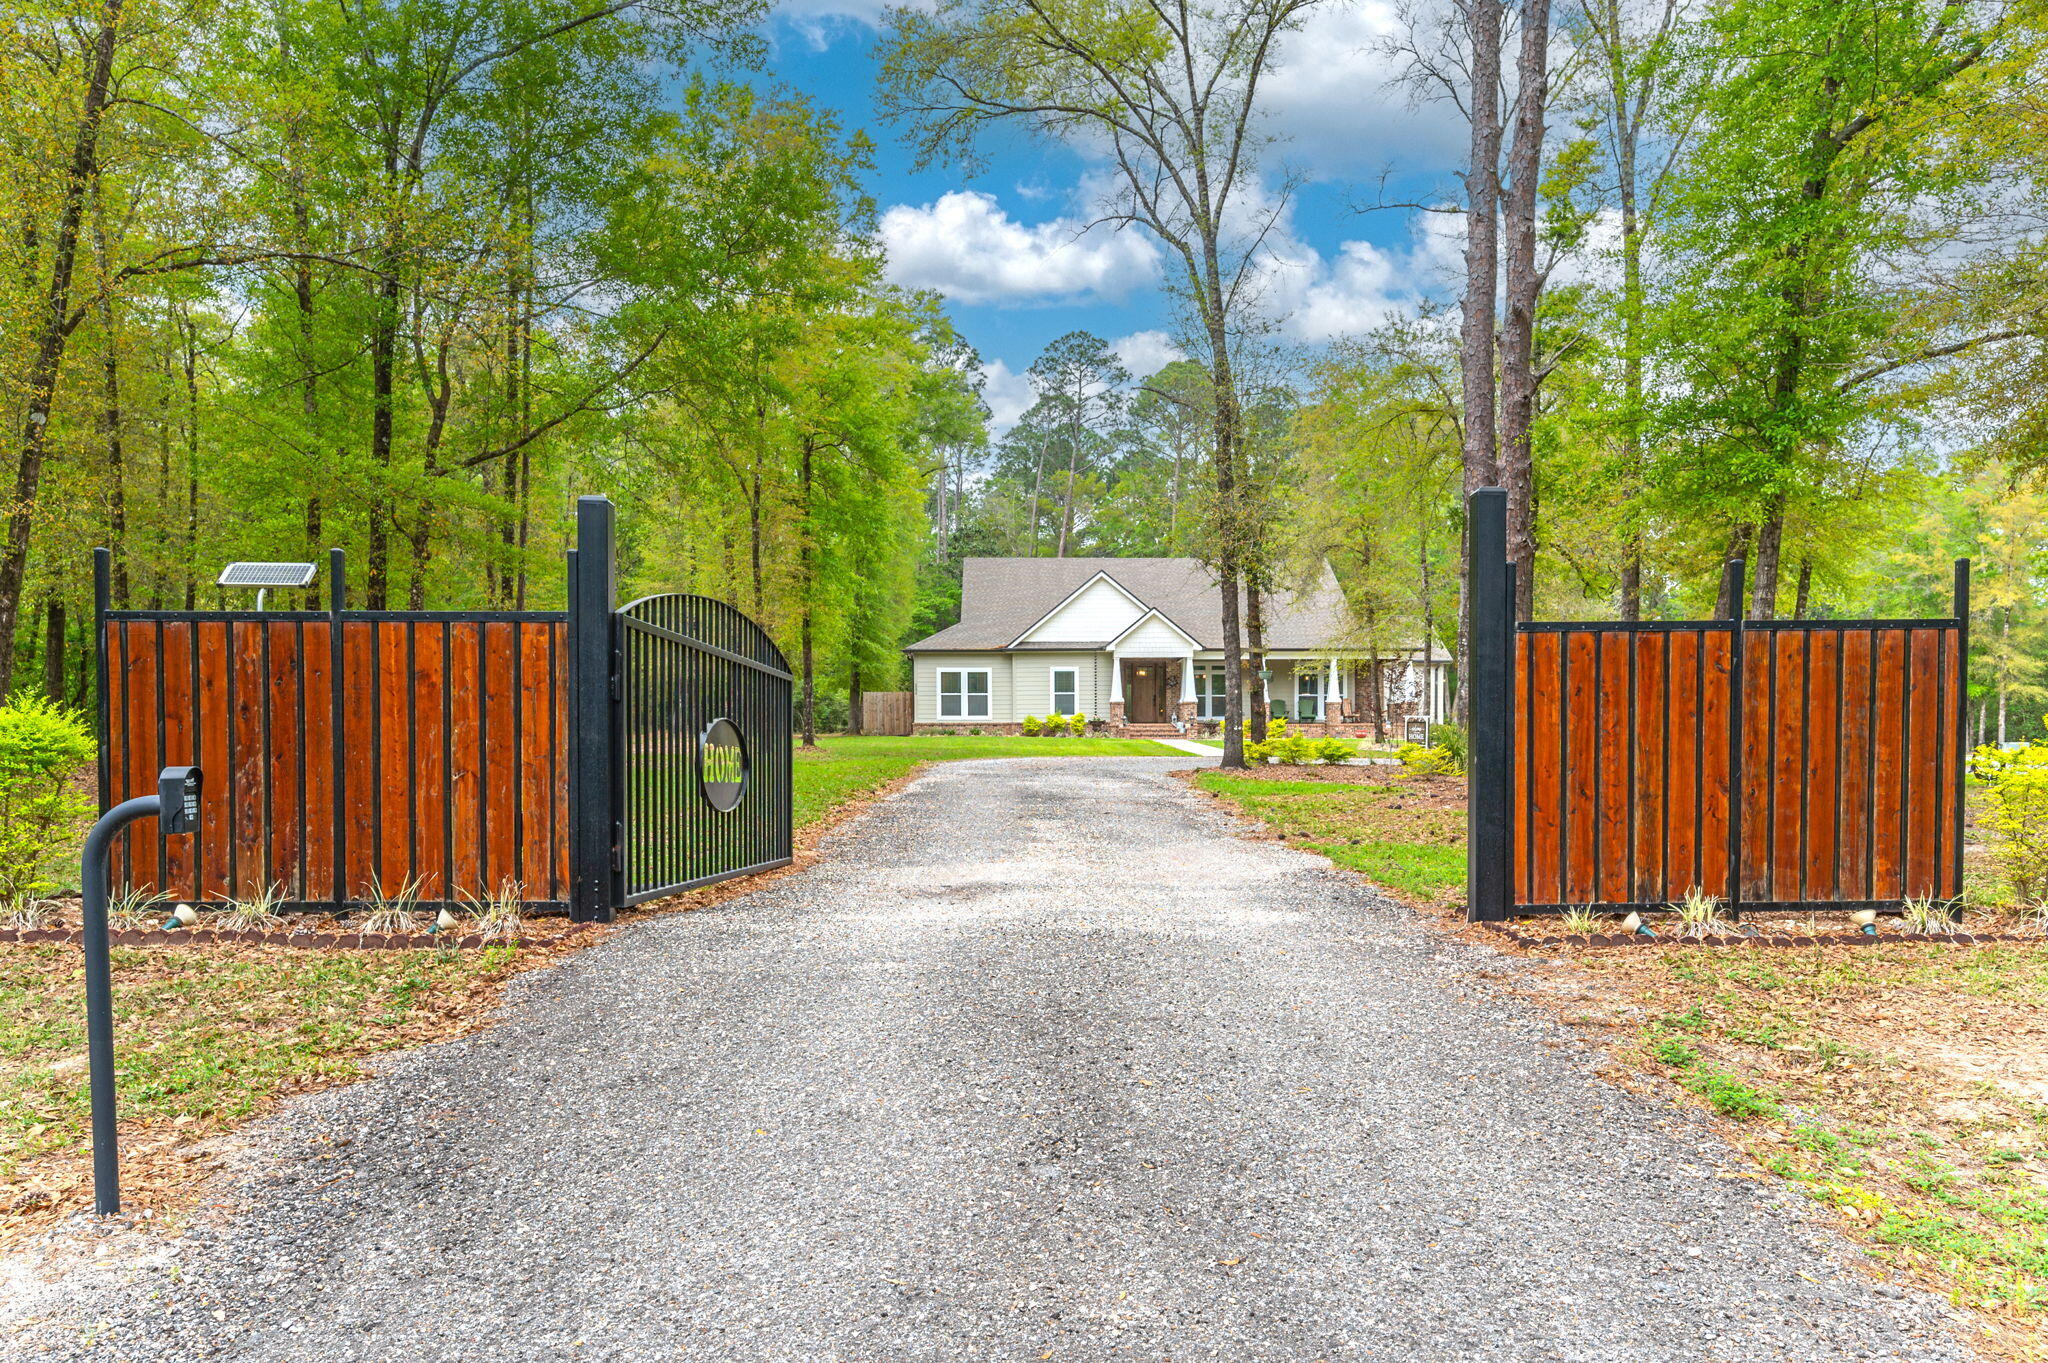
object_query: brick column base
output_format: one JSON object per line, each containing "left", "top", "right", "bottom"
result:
{"left": 1175, "top": 700, "right": 1197, "bottom": 725}
{"left": 1109, "top": 701, "right": 1126, "bottom": 728}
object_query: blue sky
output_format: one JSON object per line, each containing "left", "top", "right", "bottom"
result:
{"left": 755, "top": 0, "right": 1471, "bottom": 425}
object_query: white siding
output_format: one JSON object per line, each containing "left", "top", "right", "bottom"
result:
{"left": 1011, "top": 653, "right": 1105, "bottom": 720}
{"left": 1019, "top": 577, "right": 1144, "bottom": 644}
{"left": 1116, "top": 615, "right": 1195, "bottom": 656}
{"left": 913, "top": 654, "right": 1013, "bottom": 724}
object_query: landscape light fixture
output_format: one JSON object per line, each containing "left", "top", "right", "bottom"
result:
{"left": 217, "top": 561, "right": 316, "bottom": 611}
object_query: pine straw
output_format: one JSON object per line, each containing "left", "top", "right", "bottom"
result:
{"left": 0, "top": 931, "right": 592, "bottom": 1245}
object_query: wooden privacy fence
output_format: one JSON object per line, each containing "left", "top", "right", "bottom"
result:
{"left": 856, "top": 691, "right": 913, "bottom": 736}
{"left": 97, "top": 496, "right": 793, "bottom": 922}
{"left": 1465, "top": 488, "right": 1969, "bottom": 921}
{"left": 99, "top": 596, "right": 569, "bottom": 911}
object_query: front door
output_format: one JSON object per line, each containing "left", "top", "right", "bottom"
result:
{"left": 1127, "top": 663, "right": 1167, "bottom": 723}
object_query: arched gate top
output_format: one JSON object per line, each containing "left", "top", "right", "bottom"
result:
{"left": 616, "top": 593, "right": 791, "bottom": 677}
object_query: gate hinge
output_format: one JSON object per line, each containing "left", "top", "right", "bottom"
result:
{"left": 610, "top": 821, "right": 623, "bottom": 872}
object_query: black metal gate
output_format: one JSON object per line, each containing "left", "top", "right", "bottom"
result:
{"left": 566, "top": 496, "right": 793, "bottom": 920}
{"left": 614, "top": 593, "right": 794, "bottom": 905}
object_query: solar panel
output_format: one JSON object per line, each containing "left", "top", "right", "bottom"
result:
{"left": 217, "top": 562, "right": 316, "bottom": 588}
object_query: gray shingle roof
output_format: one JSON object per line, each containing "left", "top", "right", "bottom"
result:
{"left": 904, "top": 558, "right": 1353, "bottom": 652}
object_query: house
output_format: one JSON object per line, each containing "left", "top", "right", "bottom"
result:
{"left": 902, "top": 557, "right": 1453, "bottom": 738}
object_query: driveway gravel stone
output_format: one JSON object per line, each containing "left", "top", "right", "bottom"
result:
{"left": 8, "top": 757, "right": 1964, "bottom": 1361}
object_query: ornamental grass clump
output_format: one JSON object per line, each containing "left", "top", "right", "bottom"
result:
{"left": 0, "top": 693, "right": 95, "bottom": 907}
{"left": 1559, "top": 906, "right": 1601, "bottom": 937}
{"left": 1900, "top": 894, "right": 1963, "bottom": 935}
{"left": 1672, "top": 887, "right": 1729, "bottom": 939}
{"left": 361, "top": 874, "right": 428, "bottom": 934}
{"left": 222, "top": 881, "right": 287, "bottom": 932}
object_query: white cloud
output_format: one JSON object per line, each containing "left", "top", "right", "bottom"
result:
{"left": 1111, "top": 329, "right": 1184, "bottom": 378}
{"left": 1203, "top": 205, "right": 1465, "bottom": 343}
{"left": 978, "top": 358, "right": 1037, "bottom": 432}
{"left": 879, "top": 191, "right": 1161, "bottom": 306}
{"left": 1263, "top": 0, "right": 1469, "bottom": 180}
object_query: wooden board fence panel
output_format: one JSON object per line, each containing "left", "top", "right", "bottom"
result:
{"left": 100, "top": 612, "right": 570, "bottom": 909}
{"left": 1508, "top": 618, "right": 1964, "bottom": 914}
{"left": 858, "top": 691, "right": 913, "bottom": 736}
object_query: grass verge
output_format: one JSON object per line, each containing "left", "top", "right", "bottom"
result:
{"left": 1189, "top": 765, "right": 1467, "bottom": 905}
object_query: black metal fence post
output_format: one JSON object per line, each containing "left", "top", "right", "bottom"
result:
{"left": 1467, "top": 488, "right": 1511, "bottom": 923}
{"left": 1725, "top": 558, "right": 1746, "bottom": 919}
{"left": 329, "top": 549, "right": 347, "bottom": 908}
{"left": 569, "top": 496, "right": 618, "bottom": 923}
{"left": 1954, "top": 558, "right": 1971, "bottom": 899}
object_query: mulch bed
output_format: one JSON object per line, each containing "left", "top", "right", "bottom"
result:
{"left": 1481, "top": 922, "right": 2045, "bottom": 951}
{"left": 0, "top": 924, "right": 585, "bottom": 950}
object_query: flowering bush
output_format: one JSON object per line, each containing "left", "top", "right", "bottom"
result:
{"left": 0, "top": 694, "right": 96, "bottom": 907}
{"left": 1982, "top": 743, "right": 2048, "bottom": 909}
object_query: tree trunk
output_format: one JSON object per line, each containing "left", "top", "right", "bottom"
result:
{"left": 1792, "top": 557, "right": 1812, "bottom": 619}
{"left": 182, "top": 316, "right": 200, "bottom": 610}
{"left": 849, "top": 663, "right": 864, "bottom": 736}
{"left": 43, "top": 599, "right": 65, "bottom": 703}
{"left": 1998, "top": 608, "right": 2009, "bottom": 745}
{"left": 0, "top": 0, "right": 126, "bottom": 684}
{"left": 1247, "top": 582, "right": 1269, "bottom": 743}
{"left": 368, "top": 266, "right": 398, "bottom": 608}
{"left": 1210, "top": 327, "right": 1246, "bottom": 771}
{"left": 1497, "top": 0, "right": 1551, "bottom": 622}
{"left": 95, "top": 211, "right": 128, "bottom": 609}
{"left": 1715, "top": 525, "right": 1751, "bottom": 619}
{"left": 1453, "top": 0, "right": 1505, "bottom": 721}
{"left": 1749, "top": 499, "right": 1785, "bottom": 620}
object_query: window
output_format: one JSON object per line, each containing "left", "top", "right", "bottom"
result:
{"left": 1296, "top": 669, "right": 1324, "bottom": 722}
{"left": 938, "top": 668, "right": 989, "bottom": 719}
{"left": 1050, "top": 668, "right": 1078, "bottom": 716}
{"left": 1195, "top": 664, "right": 1227, "bottom": 720}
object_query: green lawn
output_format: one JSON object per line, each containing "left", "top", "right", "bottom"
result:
{"left": 793, "top": 734, "right": 1180, "bottom": 830}
{"left": 1192, "top": 768, "right": 1469, "bottom": 904}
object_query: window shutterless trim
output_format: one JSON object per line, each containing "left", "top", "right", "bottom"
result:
{"left": 1050, "top": 667, "right": 1078, "bottom": 716}
{"left": 938, "top": 667, "right": 991, "bottom": 719}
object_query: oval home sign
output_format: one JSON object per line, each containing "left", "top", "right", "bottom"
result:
{"left": 699, "top": 718, "right": 748, "bottom": 812}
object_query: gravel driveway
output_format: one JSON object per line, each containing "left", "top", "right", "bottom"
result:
{"left": 10, "top": 757, "right": 1961, "bottom": 1361}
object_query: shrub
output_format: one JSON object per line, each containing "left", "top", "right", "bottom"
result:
{"left": 1984, "top": 742, "right": 2048, "bottom": 908}
{"left": 1429, "top": 722, "right": 1469, "bottom": 769}
{"left": 1022, "top": 715, "right": 1042, "bottom": 736}
{"left": 1067, "top": 712, "right": 1086, "bottom": 736}
{"left": 1312, "top": 735, "right": 1358, "bottom": 763}
{"left": 1242, "top": 715, "right": 1288, "bottom": 743}
{"left": 0, "top": 693, "right": 95, "bottom": 906}
{"left": 1397, "top": 741, "right": 1461, "bottom": 776}
{"left": 1249, "top": 732, "right": 1321, "bottom": 765}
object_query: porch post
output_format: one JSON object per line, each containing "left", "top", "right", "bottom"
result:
{"left": 1179, "top": 654, "right": 1196, "bottom": 703}
{"left": 1326, "top": 656, "right": 1339, "bottom": 722}
{"left": 1109, "top": 654, "right": 1124, "bottom": 703}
